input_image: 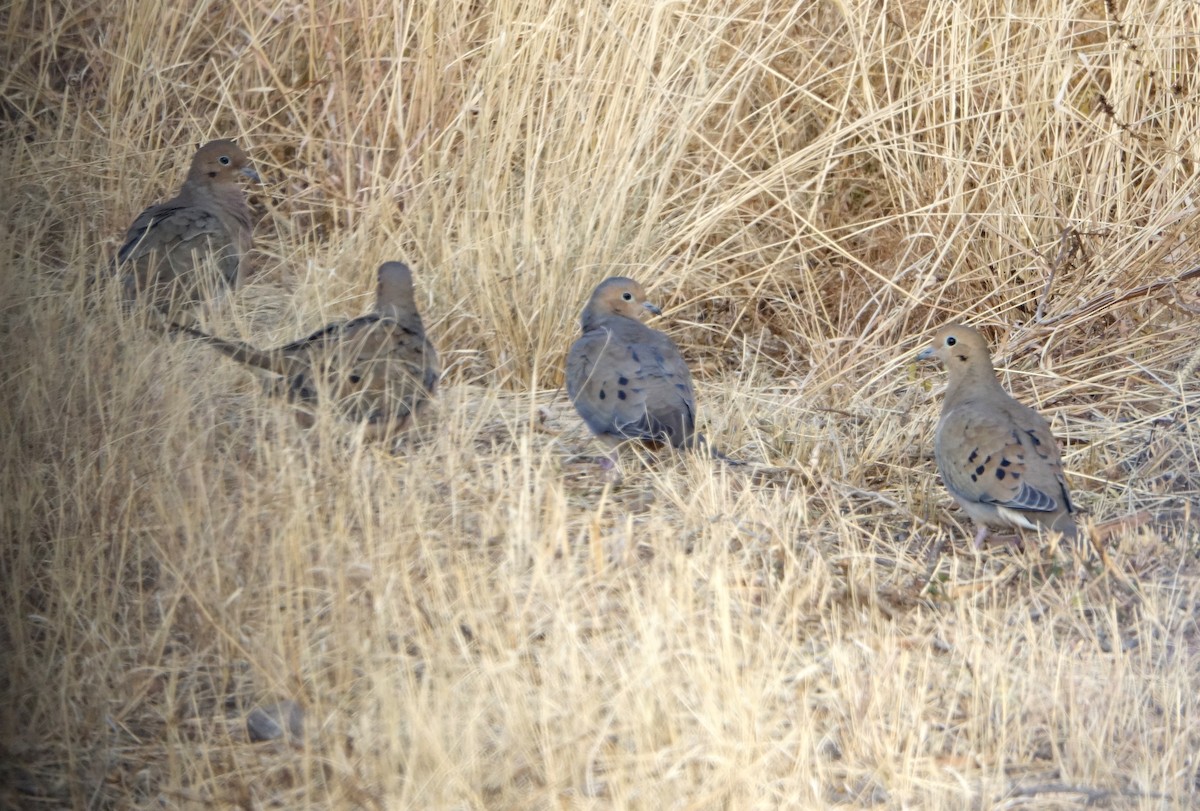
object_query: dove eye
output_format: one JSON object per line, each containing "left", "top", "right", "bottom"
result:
{"left": 622, "top": 292, "right": 633, "bottom": 301}
{"left": 218, "top": 155, "right": 231, "bottom": 165}
{"left": 946, "top": 336, "right": 957, "bottom": 346}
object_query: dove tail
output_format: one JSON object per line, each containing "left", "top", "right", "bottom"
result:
{"left": 167, "top": 322, "right": 288, "bottom": 376}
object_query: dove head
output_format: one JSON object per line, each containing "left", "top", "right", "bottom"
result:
{"left": 375, "top": 261, "right": 419, "bottom": 319}
{"left": 918, "top": 323, "right": 997, "bottom": 386}
{"left": 579, "top": 277, "right": 661, "bottom": 330}
{"left": 186, "top": 139, "right": 260, "bottom": 185}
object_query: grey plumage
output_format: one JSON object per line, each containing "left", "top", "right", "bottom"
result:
{"left": 170, "top": 262, "right": 438, "bottom": 439}
{"left": 117, "top": 139, "right": 259, "bottom": 313}
{"left": 566, "top": 277, "right": 733, "bottom": 465}
{"left": 919, "top": 323, "right": 1077, "bottom": 545}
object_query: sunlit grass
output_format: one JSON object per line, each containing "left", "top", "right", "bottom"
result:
{"left": 2, "top": 0, "right": 1198, "bottom": 807}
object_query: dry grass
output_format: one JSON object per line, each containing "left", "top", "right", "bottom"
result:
{"left": 3, "top": 0, "right": 1199, "bottom": 807}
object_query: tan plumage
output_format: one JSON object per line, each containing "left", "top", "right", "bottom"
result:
{"left": 170, "top": 262, "right": 438, "bottom": 439}
{"left": 565, "top": 277, "right": 733, "bottom": 468}
{"left": 918, "top": 323, "right": 1077, "bottom": 545}
{"left": 117, "top": 139, "right": 259, "bottom": 314}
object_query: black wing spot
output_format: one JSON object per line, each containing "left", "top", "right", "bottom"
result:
{"left": 1000, "top": 458, "right": 1011, "bottom": 467}
{"left": 970, "top": 474, "right": 978, "bottom": 482}
{"left": 975, "top": 465, "right": 986, "bottom": 476}
{"left": 618, "top": 376, "right": 629, "bottom": 386}
{"left": 617, "top": 390, "right": 626, "bottom": 400}
{"left": 995, "top": 469, "right": 1006, "bottom": 480}
{"left": 349, "top": 374, "right": 362, "bottom": 384}
{"left": 598, "top": 389, "right": 606, "bottom": 400}
{"left": 968, "top": 449, "right": 979, "bottom": 463}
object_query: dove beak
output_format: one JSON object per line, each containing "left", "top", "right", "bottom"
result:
{"left": 241, "top": 166, "right": 262, "bottom": 183}
{"left": 916, "top": 346, "right": 935, "bottom": 361}
{"left": 642, "top": 301, "right": 662, "bottom": 316}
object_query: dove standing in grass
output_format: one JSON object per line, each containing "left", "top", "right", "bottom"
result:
{"left": 116, "top": 139, "right": 259, "bottom": 313}
{"left": 918, "top": 323, "right": 1078, "bottom": 546}
{"left": 170, "top": 262, "right": 439, "bottom": 439}
{"left": 566, "top": 277, "right": 734, "bottom": 470}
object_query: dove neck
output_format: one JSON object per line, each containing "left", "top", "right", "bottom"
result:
{"left": 943, "top": 359, "right": 1004, "bottom": 406}
{"left": 375, "top": 283, "right": 418, "bottom": 324}
{"left": 378, "top": 301, "right": 420, "bottom": 327}
{"left": 579, "top": 310, "right": 622, "bottom": 333}
{"left": 183, "top": 178, "right": 253, "bottom": 230}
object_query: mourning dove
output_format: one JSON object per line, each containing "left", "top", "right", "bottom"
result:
{"left": 918, "top": 323, "right": 1078, "bottom": 546}
{"left": 170, "top": 262, "right": 438, "bottom": 439}
{"left": 116, "top": 139, "right": 259, "bottom": 313}
{"left": 566, "top": 277, "right": 734, "bottom": 469}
